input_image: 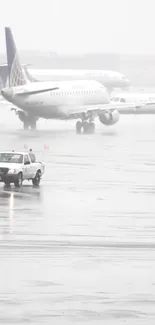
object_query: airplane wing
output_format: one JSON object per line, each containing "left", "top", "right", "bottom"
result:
{"left": 15, "top": 87, "right": 59, "bottom": 96}
{"left": 61, "top": 102, "right": 144, "bottom": 118}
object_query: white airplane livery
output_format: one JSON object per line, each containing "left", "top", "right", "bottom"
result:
{"left": 0, "top": 58, "right": 130, "bottom": 92}
{"left": 1, "top": 27, "right": 134, "bottom": 133}
{"left": 23, "top": 67, "right": 130, "bottom": 91}
{"left": 111, "top": 92, "right": 155, "bottom": 114}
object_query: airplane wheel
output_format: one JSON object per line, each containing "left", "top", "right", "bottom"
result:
{"left": 83, "top": 122, "right": 95, "bottom": 134}
{"left": 83, "top": 122, "right": 89, "bottom": 133}
{"left": 23, "top": 121, "right": 29, "bottom": 130}
{"left": 30, "top": 121, "right": 37, "bottom": 130}
{"left": 89, "top": 122, "right": 95, "bottom": 134}
{"left": 76, "top": 121, "right": 82, "bottom": 134}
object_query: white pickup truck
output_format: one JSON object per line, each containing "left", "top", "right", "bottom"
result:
{"left": 0, "top": 151, "right": 45, "bottom": 187}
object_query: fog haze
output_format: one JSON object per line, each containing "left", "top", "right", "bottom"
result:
{"left": 1, "top": 1, "right": 155, "bottom": 324}
{"left": 0, "top": 0, "right": 154, "bottom": 54}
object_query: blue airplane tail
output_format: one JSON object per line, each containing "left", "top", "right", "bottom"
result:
{"left": 5, "top": 27, "right": 27, "bottom": 87}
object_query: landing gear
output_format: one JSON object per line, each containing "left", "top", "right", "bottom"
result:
{"left": 76, "top": 120, "right": 95, "bottom": 134}
{"left": 76, "top": 121, "right": 82, "bottom": 134}
{"left": 30, "top": 121, "right": 37, "bottom": 130}
{"left": 83, "top": 121, "right": 95, "bottom": 134}
{"left": 23, "top": 121, "right": 37, "bottom": 130}
{"left": 24, "top": 121, "right": 29, "bottom": 130}
{"left": 17, "top": 111, "right": 38, "bottom": 130}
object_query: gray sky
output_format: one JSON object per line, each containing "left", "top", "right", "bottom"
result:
{"left": 0, "top": 0, "right": 154, "bottom": 54}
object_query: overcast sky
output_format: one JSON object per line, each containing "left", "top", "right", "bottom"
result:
{"left": 0, "top": 0, "right": 154, "bottom": 54}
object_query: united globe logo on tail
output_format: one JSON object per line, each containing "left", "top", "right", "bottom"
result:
{"left": 10, "top": 52, "right": 27, "bottom": 87}
{"left": 5, "top": 27, "right": 27, "bottom": 87}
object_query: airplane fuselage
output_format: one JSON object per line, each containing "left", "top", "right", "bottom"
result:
{"left": 2, "top": 80, "right": 110, "bottom": 119}
{"left": 28, "top": 69, "right": 130, "bottom": 89}
{"left": 111, "top": 92, "right": 155, "bottom": 114}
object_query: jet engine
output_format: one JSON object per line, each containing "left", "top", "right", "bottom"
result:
{"left": 17, "top": 111, "right": 39, "bottom": 123}
{"left": 16, "top": 110, "right": 39, "bottom": 129}
{"left": 18, "top": 111, "right": 29, "bottom": 122}
{"left": 98, "top": 109, "right": 120, "bottom": 126}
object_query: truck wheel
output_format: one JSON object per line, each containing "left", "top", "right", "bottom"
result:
{"left": 4, "top": 180, "right": 10, "bottom": 187}
{"left": 32, "top": 171, "right": 41, "bottom": 186}
{"left": 14, "top": 173, "right": 23, "bottom": 188}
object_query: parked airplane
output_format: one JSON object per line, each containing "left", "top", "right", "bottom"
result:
{"left": 0, "top": 64, "right": 8, "bottom": 89}
{"left": 1, "top": 27, "right": 135, "bottom": 133}
{"left": 0, "top": 45, "right": 130, "bottom": 92}
{"left": 23, "top": 66, "right": 130, "bottom": 91}
{"left": 111, "top": 92, "right": 155, "bottom": 114}
{"left": 0, "top": 64, "right": 130, "bottom": 93}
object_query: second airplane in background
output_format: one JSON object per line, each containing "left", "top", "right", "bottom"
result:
{"left": 23, "top": 67, "right": 130, "bottom": 93}
{"left": 0, "top": 59, "right": 130, "bottom": 93}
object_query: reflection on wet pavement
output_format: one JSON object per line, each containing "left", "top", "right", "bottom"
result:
{"left": 1, "top": 115, "right": 155, "bottom": 324}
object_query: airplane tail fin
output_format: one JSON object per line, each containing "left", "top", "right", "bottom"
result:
{"left": 23, "top": 65, "right": 38, "bottom": 82}
{"left": 0, "top": 64, "right": 8, "bottom": 88}
{"left": 5, "top": 27, "right": 28, "bottom": 87}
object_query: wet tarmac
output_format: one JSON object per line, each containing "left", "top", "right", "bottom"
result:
{"left": 1, "top": 108, "right": 155, "bottom": 324}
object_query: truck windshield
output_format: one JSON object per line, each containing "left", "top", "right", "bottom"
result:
{"left": 0, "top": 153, "right": 23, "bottom": 163}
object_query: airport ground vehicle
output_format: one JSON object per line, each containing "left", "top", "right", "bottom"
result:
{"left": 0, "top": 151, "right": 45, "bottom": 187}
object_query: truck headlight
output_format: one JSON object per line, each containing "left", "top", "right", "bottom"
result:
{"left": 8, "top": 169, "right": 17, "bottom": 174}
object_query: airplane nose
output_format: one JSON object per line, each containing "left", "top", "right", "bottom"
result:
{"left": 1, "top": 87, "right": 13, "bottom": 99}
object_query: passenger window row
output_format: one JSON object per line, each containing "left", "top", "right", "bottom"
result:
{"left": 50, "top": 89, "right": 102, "bottom": 96}
{"left": 111, "top": 97, "right": 126, "bottom": 103}
{"left": 86, "top": 72, "right": 108, "bottom": 77}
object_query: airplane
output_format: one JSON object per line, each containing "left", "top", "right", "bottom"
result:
{"left": 0, "top": 52, "right": 130, "bottom": 92}
{"left": 1, "top": 27, "right": 136, "bottom": 133}
{"left": 22, "top": 66, "right": 130, "bottom": 92}
{"left": 110, "top": 92, "right": 155, "bottom": 114}
{"left": 0, "top": 64, "right": 130, "bottom": 93}
{"left": 0, "top": 64, "right": 8, "bottom": 89}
